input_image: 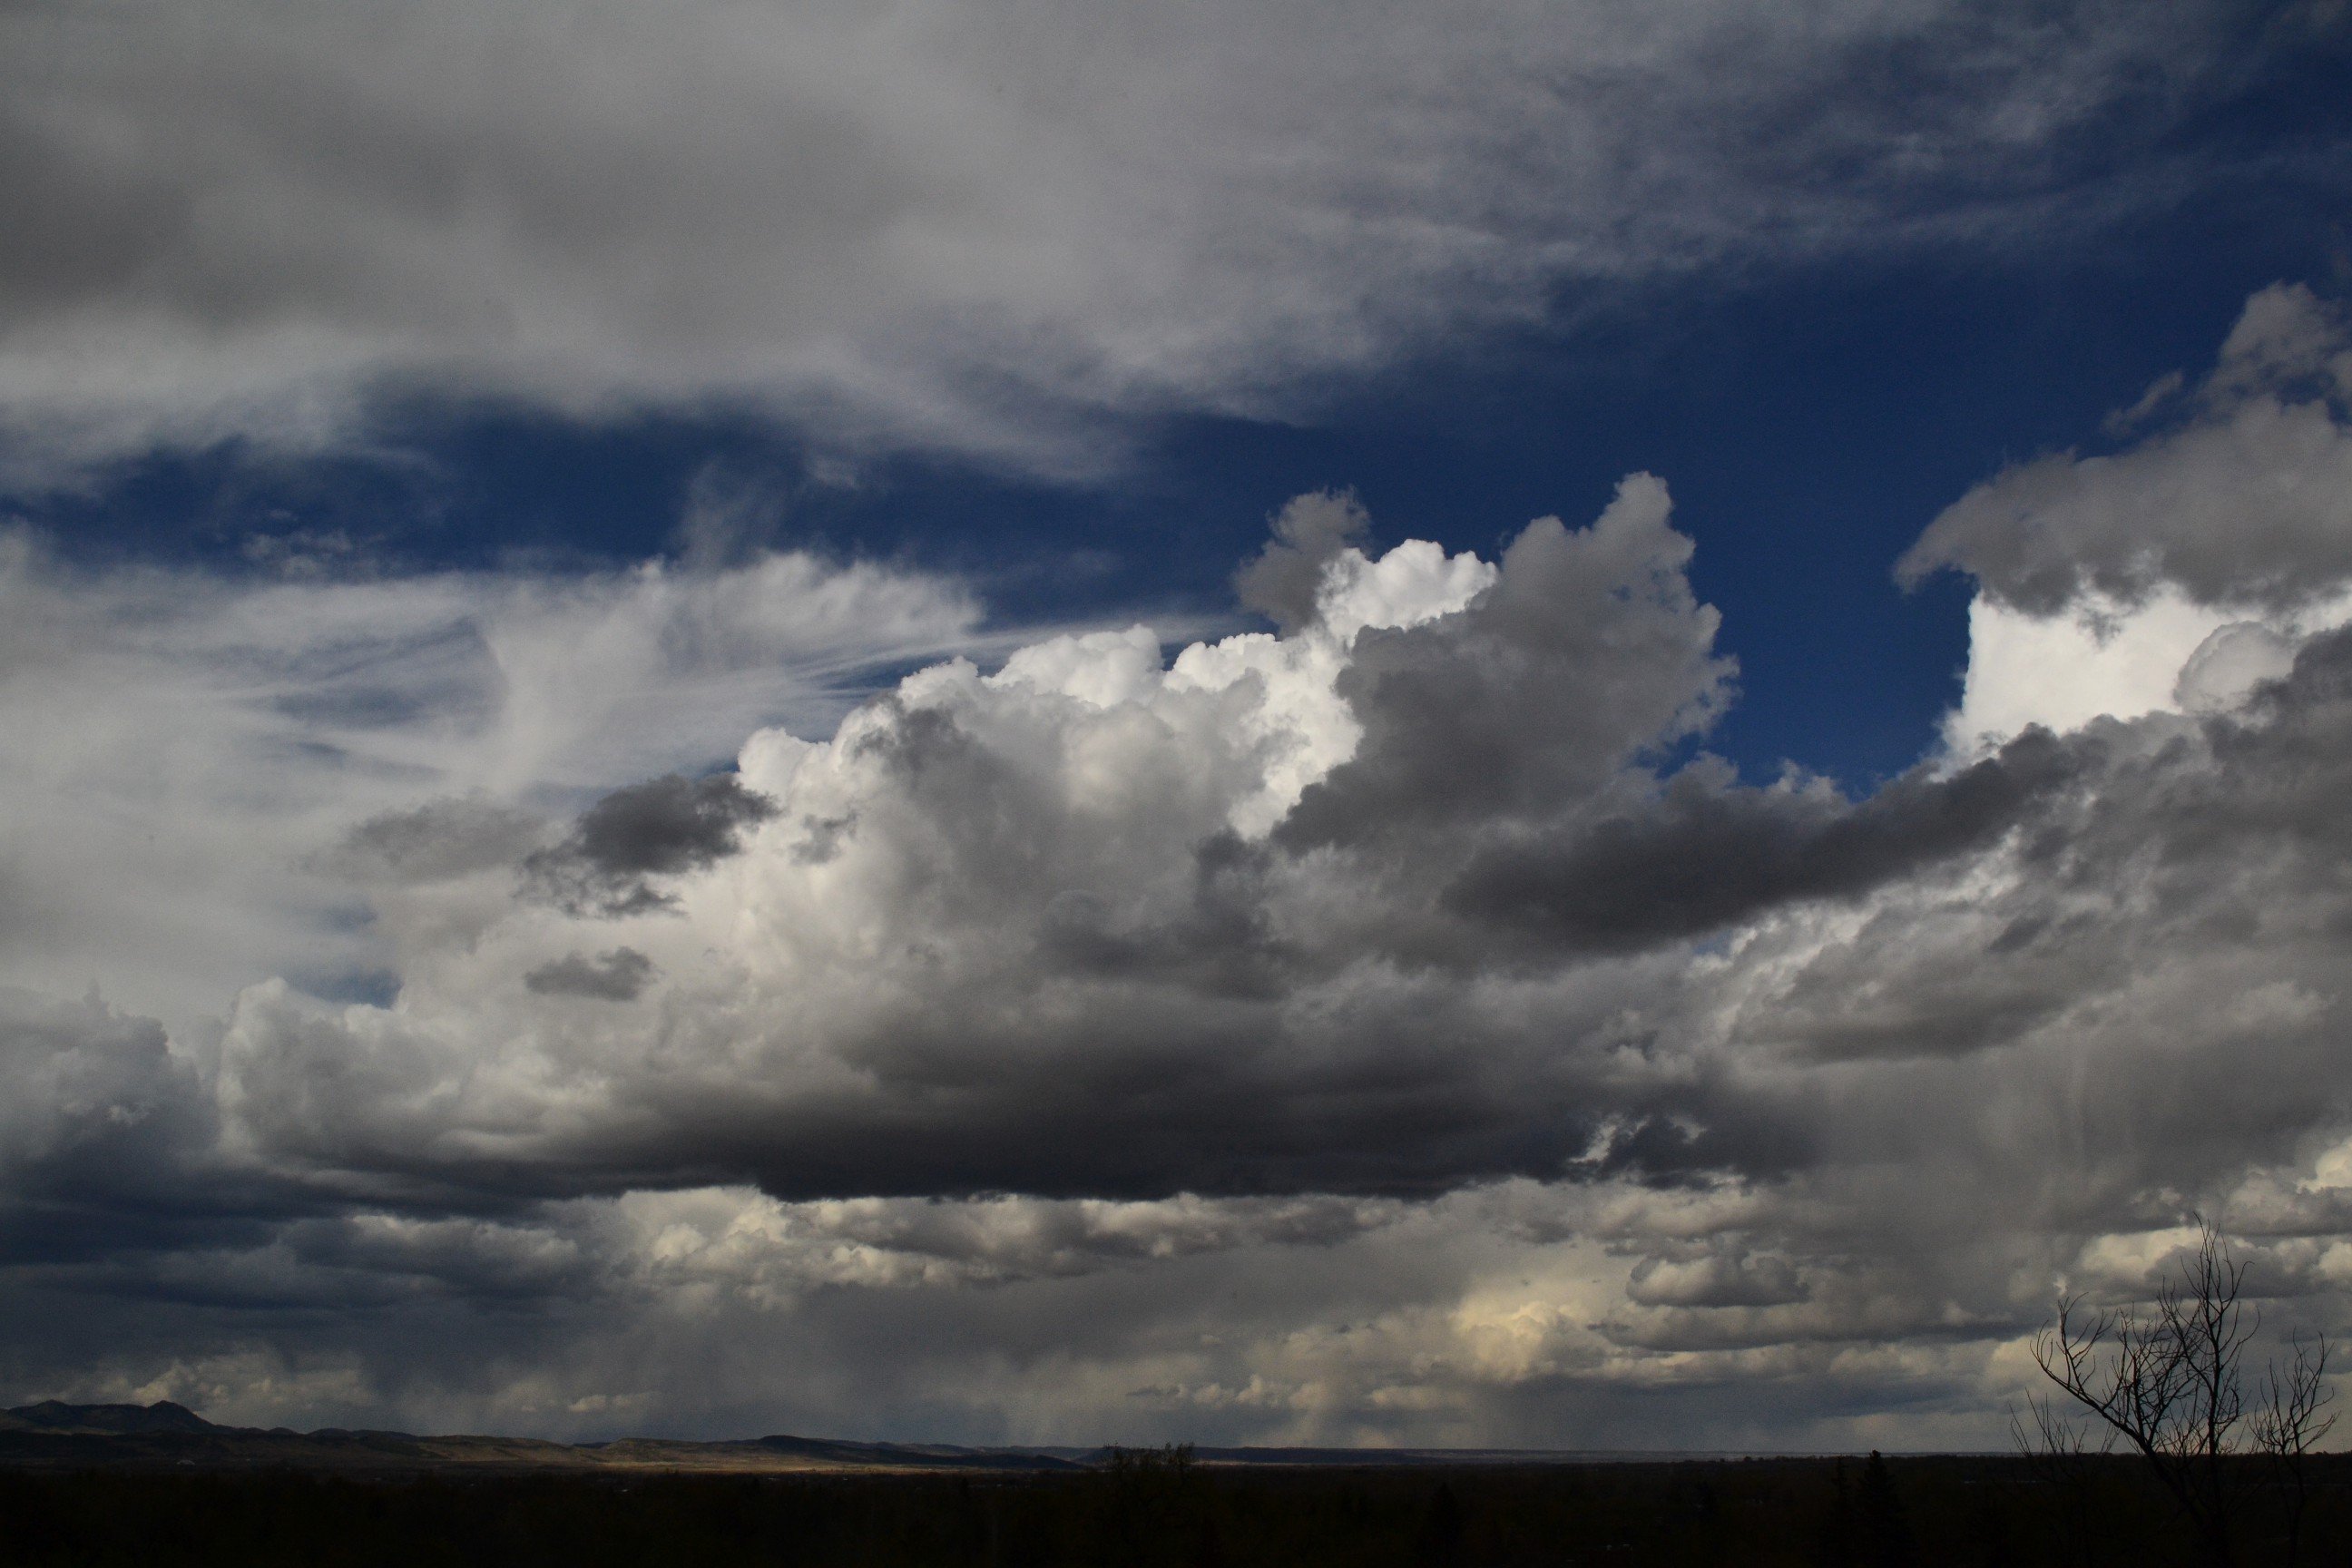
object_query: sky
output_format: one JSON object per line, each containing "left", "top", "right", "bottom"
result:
{"left": 4, "top": 0, "right": 2352, "bottom": 1452}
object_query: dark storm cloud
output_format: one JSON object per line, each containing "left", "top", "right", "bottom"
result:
{"left": 13, "top": 264, "right": 2352, "bottom": 1443}
{"left": 180, "top": 484, "right": 1774, "bottom": 1204}
{"left": 1733, "top": 632, "right": 2352, "bottom": 1098}
{"left": 521, "top": 773, "right": 777, "bottom": 917}
{"left": 0, "top": 989, "right": 250, "bottom": 1289}
{"left": 214, "top": 949, "right": 1628, "bottom": 1203}
{"left": 23, "top": 447, "right": 2319, "bottom": 1266}
{"left": 556, "top": 773, "right": 779, "bottom": 877}
{"left": 1442, "top": 730, "right": 2076, "bottom": 955}
{"left": 274, "top": 1213, "right": 599, "bottom": 1303}
{"left": 0, "top": 989, "right": 211, "bottom": 1206}
{"left": 523, "top": 948, "right": 657, "bottom": 1002}
{"left": 177, "top": 465, "right": 2352, "bottom": 1217}
{"left": 1035, "top": 833, "right": 1292, "bottom": 1002}
{"left": 2167, "top": 628, "right": 2352, "bottom": 858}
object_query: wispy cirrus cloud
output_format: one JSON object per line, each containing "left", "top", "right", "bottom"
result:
{"left": 0, "top": 534, "right": 991, "bottom": 1029}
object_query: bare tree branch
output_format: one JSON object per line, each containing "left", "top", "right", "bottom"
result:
{"left": 2030, "top": 1220, "right": 2333, "bottom": 1568}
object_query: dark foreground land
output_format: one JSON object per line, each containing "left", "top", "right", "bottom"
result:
{"left": 8, "top": 1447, "right": 2352, "bottom": 1566}
{"left": 5, "top": 1406, "right": 2350, "bottom": 1565}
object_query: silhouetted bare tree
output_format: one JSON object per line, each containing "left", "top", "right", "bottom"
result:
{"left": 2033, "top": 1221, "right": 2334, "bottom": 1568}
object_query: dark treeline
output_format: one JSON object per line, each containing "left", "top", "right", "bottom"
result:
{"left": 6, "top": 1447, "right": 2352, "bottom": 1566}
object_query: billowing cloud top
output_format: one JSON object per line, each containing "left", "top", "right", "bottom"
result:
{"left": 7, "top": 284, "right": 2352, "bottom": 1451}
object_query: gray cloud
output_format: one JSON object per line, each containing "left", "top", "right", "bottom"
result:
{"left": 1279, "top": 475, "right": 1734, "bottom": 849}
{"left": 1626, "top": 1250, "right": 1808, "bottom": 1310}
{"left": 173, "top": 475, "right": 2352, "bottom": 1230}
{"left": 330, "top": 797, "right": 547, "bottom": 887}
{"left": 0, "top": 988, "right": 211, "bottom": 1208}
{"left": 522, "top": 774, "right": 779, "bottom": 917}
{"left": 0, "top": 0, "right": 2324, "bottom": 479}
{"left": 0, "top": 536, "right": 989, "bottom": 1034}
{"left": 1233, "top": 491, "right": 1369, "bottom": 634}
{"left": 1898, "top": 283, "right": 2352, "bottom": 613}
{"left": 12, "top": 291, "right": 2352, "bottom": 1448}
{"left": 1440, "top": 730, "right": 2076, "bottom": 956}
{"left": 189, "top": 485, "right": 1742, "bottom": 1203}
{"left": 523, "top": 948, "right": 657, "bottom": 1002}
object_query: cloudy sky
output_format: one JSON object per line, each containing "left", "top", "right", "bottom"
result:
{"left": 5, "top": 0, "right": 2352, "bottom": 1451}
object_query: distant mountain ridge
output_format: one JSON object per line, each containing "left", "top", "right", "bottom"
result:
{"left": 0, "top": 1400, "right": 221, "bottom": 1436}
{"left": 0, "top": 1402, "right": 1090, "bottom": 1473}
{"left": 0, "top": 1402, "right": 1692, "bottom": 1474}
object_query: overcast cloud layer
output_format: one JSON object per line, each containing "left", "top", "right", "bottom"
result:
{"left": 1, "top": 0, "right": 2339, "bottom": 477}
{"left": 5, "top": 284, "right": 2352, "bottom": 1449}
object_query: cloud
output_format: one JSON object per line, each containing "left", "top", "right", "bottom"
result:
{"left": 13, "top": 286, "right": 2352, "bottom": 1448}
{"left": 1233, "top": 490, "right": 1370, "bottom": 633}
{"left": 0, "top": 531, "right": 991, "bottom": 1031}
{"left": 523, "top": 949, "right": 658, "bottom": 1002}
{"left": 0, "top": 987, "right": 210, "bottom": 1212}
{"left": 200, "top": 487, "right": 1723, "bottom": 1203}
{"left": 0, "top": 0, "right": 2322, "bottom": 477}
{"left": 1900, "top": 282, "right": 2352, "bottom": 752}
{"left": 329, "top": 797, "right": 547, "bottom": 887}
{"left": 1277, "top": 475, "right": 1732, "bottom": 848}
{"left": 171, "top": 456, "right": 2347, "bottom": 1226}
{"left": 1898, "top": 283, "right": 2352, "bottom": 616}
{"left": 1625, "top": 1250, "right": 1808, "bottom": 1310}
{"left": 1438, "top": 730, "right": 2076, "bottom": 956}
{"left": 522, "top": 776, "right": 778, "bottom": 917}
{"left": 2175, "top": 621, "right": 2301, "bottom": 714}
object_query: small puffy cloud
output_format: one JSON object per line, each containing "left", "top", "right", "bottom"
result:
{"left": 524, "top": 949, "right": 658, "bottom": 1002}
{"left": 1625, "top": 1251, "right": 1808, "bottom": 1310}
{"left": 2174, "top": 621, "right": 2301, "bottom": 715}
{"left": 1234, "top": 490, "right": 1370, "bottom": 632}
{"left": 522, "top": 775, "right": 778, "bottom": 917}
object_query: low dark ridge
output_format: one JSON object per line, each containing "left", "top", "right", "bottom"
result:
{"left": 0, "top": 1404, "right": 1772, "bottom": 1475}
{"left": 0, "top": 1401, "right": 219, "bottom": 1436}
